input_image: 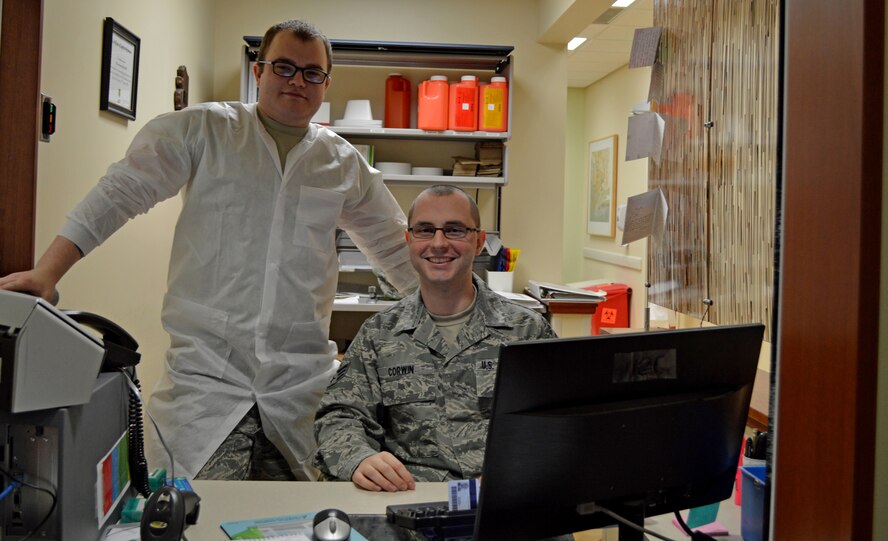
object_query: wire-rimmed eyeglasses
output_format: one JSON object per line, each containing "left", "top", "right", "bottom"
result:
{"left": 257, "top": 60, "right": 330, "bottom": 84}
{"left": 408, "top": 225, "right": 480, "bottom": 240}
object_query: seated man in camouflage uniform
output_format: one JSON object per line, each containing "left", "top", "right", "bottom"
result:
{"left": 313, "top": 185, "right": 556, "bottom": 492}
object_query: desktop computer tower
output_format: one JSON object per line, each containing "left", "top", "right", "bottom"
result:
{"left": 0, "top": 372, "right": 134, "bottom": 540}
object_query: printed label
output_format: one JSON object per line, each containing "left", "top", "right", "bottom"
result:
{"left": 448, "top": 479, "right": 480, "bottom": 510}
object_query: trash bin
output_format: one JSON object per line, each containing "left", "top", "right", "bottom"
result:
{"left": 739, "top": 465, "right": 767, "bottom": 541}
{"left": 581, "top": 283, "right": 632, "bottom": 334}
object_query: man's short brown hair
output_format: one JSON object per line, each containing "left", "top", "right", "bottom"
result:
{"left": 408, "top": 185, "right": 482, "bottom": 229}
{"left": 258, "top": 19, "right": 332, "bottom": 73}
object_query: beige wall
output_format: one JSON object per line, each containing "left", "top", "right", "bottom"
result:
{"left": 563, "top": 88, "right": 586, "bottom": 283}
{"left": 38, "top": 0, "right": 215, "bottom": 398}
{"left": 564, "top": 65, "right": 650, "bottom": 325}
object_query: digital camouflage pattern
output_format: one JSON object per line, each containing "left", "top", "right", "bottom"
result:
{"left": 195, "top": 405, "right": 297, "bottom": 480}
{"left": 313, "top": 276, "right": 556, "bottom": 481}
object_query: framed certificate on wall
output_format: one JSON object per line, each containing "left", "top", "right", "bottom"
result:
{"left": 99, "top": 18, "right": 140, "bottom": 120}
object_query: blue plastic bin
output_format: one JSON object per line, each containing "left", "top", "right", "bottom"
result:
{"left": 739, "top": 465, "right": 767, "bottom": 541}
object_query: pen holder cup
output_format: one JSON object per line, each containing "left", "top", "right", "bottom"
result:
{"left": 739, "top": 465, "right": 767, "bottom": 541}
{"left": 486, "top": 271, "right": 514, "bottom": 292}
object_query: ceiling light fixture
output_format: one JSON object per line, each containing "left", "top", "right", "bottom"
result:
{"left": 567, "top": 37, "right": 588, "bottom": 51}
{"left": 611, "top": 0, "right": 636, "bottom": 7}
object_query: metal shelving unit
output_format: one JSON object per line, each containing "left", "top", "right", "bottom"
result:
{"left": 241, "top": 37, "right": 513, "bottom": 228}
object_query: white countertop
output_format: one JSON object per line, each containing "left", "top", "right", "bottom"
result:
{"left": 333, "top": 295, "right": 396, "bottom": 312}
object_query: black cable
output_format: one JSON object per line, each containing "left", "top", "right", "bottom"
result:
{"left": 121, "top": 368, "right": 177, "bottom": 483}
{"left": 585, "top": 504, "right": 678, "bottom": 541}
{"left": 121, "top": 368, "right": 150, "bottom": 496}
{"left": 673, "top": 511, "right": 718, "bottom": 541}
{"left": 0, "top": 480, "right": 20, "bottom": 501}
{"left": 0, "top": 464, "right": 57, "bottom": 541}
{"left": 674, "top": 510, "right": 695, "bottom": 535}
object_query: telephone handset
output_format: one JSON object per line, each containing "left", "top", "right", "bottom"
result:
{"left": 62, "top": 310, "right": 150, "bottom": 496}
{"left": 63, "top": 310, "right": 141, "bottom": 372}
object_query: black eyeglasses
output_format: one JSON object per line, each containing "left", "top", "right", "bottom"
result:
{"left": 408, "top": 224, "right": 480, "bottom": 240}
{"left": 257, "top": 60, "right": 330, "bottom": 84}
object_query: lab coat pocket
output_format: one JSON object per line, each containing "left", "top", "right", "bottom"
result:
{"left": 292, "top": 186, "right": 345, "bottom": 252}
{"left": 283, "top": 318, "right": 332, "bottom": 356}
{"left": 381, "top": 375, "right": 440, "bottom": 458}
{"left": 162, "top": 294, "right": 232, "bottom": 378}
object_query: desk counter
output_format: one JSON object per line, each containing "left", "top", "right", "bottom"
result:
{"left": 171, "top": 481, "right": 742, "bottom": 541}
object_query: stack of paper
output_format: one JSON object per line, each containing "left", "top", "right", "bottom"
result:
{"left": 476, "top": 142, "right": 503, "bottom": 177}
{"left": 452, "top": 142, "right": 503, "bottom": 177}
{"left": 452, "top": 158, "right": 479, "bottom": 176}
{"left": 493, "top": 290, "right": 544, "bottom": 311}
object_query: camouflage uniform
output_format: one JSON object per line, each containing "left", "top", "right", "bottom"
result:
{"left": 313, "top": 275, "right": 556, "bottom": 482}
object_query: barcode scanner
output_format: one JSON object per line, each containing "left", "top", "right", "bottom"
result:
{"left": 140, "top": 485, "right": 201, "bottom": 541}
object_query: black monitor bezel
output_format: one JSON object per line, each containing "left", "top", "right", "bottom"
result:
{"left": 473, "top": 323, "right": 764, "bottom": 541}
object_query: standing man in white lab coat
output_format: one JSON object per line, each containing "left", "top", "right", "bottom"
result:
{"left": 0, "top": 19, "right": 417, "bottom": 481}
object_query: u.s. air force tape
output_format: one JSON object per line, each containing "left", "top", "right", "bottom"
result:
{"left": 448, "top": 479, "right": 480, "bottom": 511}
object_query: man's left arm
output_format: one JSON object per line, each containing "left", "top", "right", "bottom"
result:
{"left": 339, "top": 164, "right": 418, "bottom": 295}
{"left": 313, "top": 331, "right": 387, "bottom": 480}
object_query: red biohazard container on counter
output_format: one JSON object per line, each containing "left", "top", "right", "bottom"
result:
{"left": 448, "top": 75, "right": 479, "bottom": 131}
{"left": 418, "top": 75, "right": 449, "bottom": 131}
{"left": 479, "top": 76, "right": 508, "bottom": 132}
{"left": 384, "top": 73, "right": 411, "bottom": 128}
{"left": 580, "top": 283, "right": 632, "bottom": 334}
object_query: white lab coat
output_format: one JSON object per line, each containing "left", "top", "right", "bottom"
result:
{"left": 59, "top": 102, "right": 417, "bottom": 479}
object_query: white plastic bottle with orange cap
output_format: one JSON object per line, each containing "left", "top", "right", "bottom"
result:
{"left": 418, "top": 75, "right": 449, "bottom": 131}
{"left": 448, "top": 75, "right": 479, "bottom": 131}
{"left": 479, "top": 76, "right": 508, "bottom": 132}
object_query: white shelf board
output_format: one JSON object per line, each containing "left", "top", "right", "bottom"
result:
{"left": 382, "top": 174, "right": 505, "bottom": 188}
{"left": 328, "top": 126, "right": 509, "bottom": 141}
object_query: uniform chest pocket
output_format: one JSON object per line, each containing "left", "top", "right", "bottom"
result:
{"left": 293, "top": 186, "right": 345, "bottom": 251}
{"left": 381, "top": 374, "right": 439, "bottom": 458}
{"left": 473, "top": 361, "right": 498, "bottom": 416}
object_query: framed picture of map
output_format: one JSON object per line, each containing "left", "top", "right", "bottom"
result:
{"left": 587, "top": 135, "right": 618, "bottom": 237}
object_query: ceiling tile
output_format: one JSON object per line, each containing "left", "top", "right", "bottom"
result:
{"left": 567, "top": 0, "right": 655, "bottom": 88}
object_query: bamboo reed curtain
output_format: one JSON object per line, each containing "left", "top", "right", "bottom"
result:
{"left": 648, "top": 0, "right": 779, "bottom": 341}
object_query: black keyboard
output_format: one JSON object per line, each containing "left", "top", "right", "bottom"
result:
{"left": 386, "top": 501, "right": 476, "bottom": 537}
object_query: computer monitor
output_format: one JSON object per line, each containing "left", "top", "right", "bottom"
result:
{"left": 473, "top": 323, "right": 765, "bottom": 541}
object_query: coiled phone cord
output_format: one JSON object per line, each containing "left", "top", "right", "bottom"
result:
{"left": 127, "top": 370, "right": 151, "bottom": 497}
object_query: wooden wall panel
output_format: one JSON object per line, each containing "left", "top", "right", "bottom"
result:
{"left": 775, "top": 0, "right": 882, "bottom": 538}
{"left": 0, "top": 0, "right": 43, "bottom": 276}
{"left": 650, "top": 0, "right": 778, "bottom": 341}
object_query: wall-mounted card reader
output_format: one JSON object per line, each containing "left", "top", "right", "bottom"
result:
{"left": 40, "top": 94, "right": 56, "bottom": 142}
